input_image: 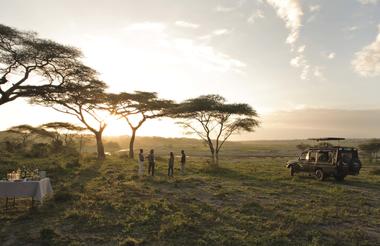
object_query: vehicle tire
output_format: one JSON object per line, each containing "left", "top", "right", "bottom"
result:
{"left": 290, "top": 166, "right": 295, "bottom": 176}
{"left": 315, "top": 169, "right": 325, "bottom": 181}
{"left": 334, "top": 174, "right": 345, "bottom": 181}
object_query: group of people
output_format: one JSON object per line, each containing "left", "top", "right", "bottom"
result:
{"left": 137, "top": 149, "right": 186, "bottom": 177}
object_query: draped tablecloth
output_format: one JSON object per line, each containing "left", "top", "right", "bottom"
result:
{"left": 0, "top": 178, "right": 53, "bottom": 201}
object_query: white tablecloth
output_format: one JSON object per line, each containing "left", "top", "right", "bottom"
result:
{"left": 0, "top": 178, "right": 53, "bottom": 201}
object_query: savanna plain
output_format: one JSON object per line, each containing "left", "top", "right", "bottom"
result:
{"left": 1, "top": 137, "right": 379, "bottom": 246}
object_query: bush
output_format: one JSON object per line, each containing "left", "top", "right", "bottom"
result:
{"left": 3, "top": 140, "right": 24, "bottom": 153}
{"left": 40, "top": 228, "right": 58, "bottom": 244}
{"left": 369, "top": 168, "right": 380, "bottom": 175}
{"left": 63, "top": 145, "right": 80, "bottom": 157}
{"left": 28, "top": 143, "right": 50, "bottom": 158}
{"left": 50, "top": 139, "right": 64, "bottom": 153}
{"left": 54, "top": 190, "right": 76, "bottom": 203}
{"left": 66, "top": 158, "right": 80, "bottom": 169}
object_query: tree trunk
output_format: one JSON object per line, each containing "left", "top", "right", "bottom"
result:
{"left": 207, "top": 140, "right": 218, "bottom": 167}
{"left": 215, "top": 151, "right": 220, "bottom": 166}
{"left": 129, "top": 129, "right": 136, "bottom": 159}
{"left": 95, "top": 132, "right": 105, "bottom": 160}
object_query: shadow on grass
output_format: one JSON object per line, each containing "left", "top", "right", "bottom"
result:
{"left": 201, "top": 166, "right": 258, "bottom": 181}
{"left": 336, "top": 179, "right": 380, "bottom": 191}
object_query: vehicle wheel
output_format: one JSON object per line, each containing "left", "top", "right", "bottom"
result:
{"left": 315, "top": 169, "right": 325, "bottom": 181}
{"left": 334, "top": 174, "right": 346, "bottom": 181}
{"left": 290, "top": 166, "right": 295, "bottom": 176}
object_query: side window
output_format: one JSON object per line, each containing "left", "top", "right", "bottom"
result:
{"left": 318, "top": 151, "right": 329, "bottom": 162}
{"left": 329, "top": 151, "right": 336, "bottom": 163}
{"left": 300, "top": 151, "right": 307, "bottom": 160}
{"left": 308, "top": 151, "right": 317, "bottom": 162}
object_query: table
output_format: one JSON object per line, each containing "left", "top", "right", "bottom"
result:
{"left": 0, "top": 178, "right": 53, "bottom": 209}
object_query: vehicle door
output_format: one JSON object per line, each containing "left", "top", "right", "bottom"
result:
{"left": 298, "top": 151, "right": 308, "bottom": 171}
{"left": 306, "top": 150, "right": 317, "bottom": 172}
{"left": 317, "top": 150, "right": 334, "bottom": 173}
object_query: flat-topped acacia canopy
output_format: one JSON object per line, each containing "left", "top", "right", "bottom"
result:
{"left": 308, "top": 137, "right": 346, "bottom": 142}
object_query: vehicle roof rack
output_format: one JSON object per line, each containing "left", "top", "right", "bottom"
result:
{"left": 308, "top": 137, "right": 346, "bottom": 142}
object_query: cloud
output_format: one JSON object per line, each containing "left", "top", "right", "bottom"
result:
{"left": 290, "top": 45, "right": 324, "bottom": 80}
{"left": 347, "top": 26, "right": 358, "bottom": 32}
{"left": 309, "top": 4, "right": 321, "bottom": 12}
{"left": 125, "top": 22, "right": 166, "bottom": 32}
{"left": 198, "top": 29, "right": 231, "bottom": 41}
{"left": 306, "top": 5, "right": 321, "bottom": 23}
{"left": 313, "top": 66, "right": 325, "bottom": 80}
{"left": 265, "top": 0, "right": 303, "bottom": 45}
{"left": 215, "top": 5, "right": 236, "bottom": 12}
{"left": 254, "top": 108, "right": 380, "bottom": 139}
{"left": 297, "top": 45, "right": 306, "bottom": 53}
{"left": 264, "top": 0, "right": 322, "bottom": 80}
{"left": 358, "top": 0, "right": 379, "bottom": 4}
{"left": 122, "top": 22, "right": 245, "bottom": 74}
{"left": 173, "top": 39, "right": 246, "bottom": 73}
{"left": 352, "top": 25, "right": 380, "bottom": 77}
{"left": 290, "top": 54, "right": 310, "bottom": 80}
{"left": 212, "top": 29, "right": 230, "bottom": 36}
{"left": 247, "top": 9, "right": 265, "bottom": 23}
{"left": 175, "top": 21, "right": 199, "bottom": 29}
{"left": 215, "top": 0, "right": 246, "bottom": 12}
{"left": 328, "top": 52, "right": 336, "bottom": 59}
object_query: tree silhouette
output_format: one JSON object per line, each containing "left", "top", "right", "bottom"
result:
{"left": 108, "top": 91, "right": 174, "bottom": 159}
{"left": 359, "top": 139, "right": 380, "bottom": 163}
{"left": 296, "top": 143, "right": 311, "bottom": 152}
{"left": 40, "top": 122, "right": 86, "bottom": 145}
{"left": 171, "top": 95, "right": 260, "bottom": 166}
{"left": 6, "top": 124, "right": 54, "bottom": 145}
{"left": 0, "top": 24, "right": 91, "bottom": 105}
{"left": 31, "top": 79, "right": 109, "bottom": 160}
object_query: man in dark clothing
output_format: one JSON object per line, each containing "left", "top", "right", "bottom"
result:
{"left": 180, "top": 150, "right": 186, "bottom": 175}
{"left": 138, "top": 149, "right": 144, "bottom": 176}
{"left": 168, "top": 152, "right": 174, "bottom": 177}
{"left": 148, "top": 149, "right": 155, "bottom": 176}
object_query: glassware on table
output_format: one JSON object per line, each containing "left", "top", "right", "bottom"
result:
{"left": 39, "top": 171, "right": 46, "bottom": 179}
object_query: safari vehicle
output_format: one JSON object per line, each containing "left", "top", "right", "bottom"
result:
{"left": 286, "top": 138, "right": 362, "bottom": 181}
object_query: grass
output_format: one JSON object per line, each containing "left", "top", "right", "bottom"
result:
{"left": 1, "top": 153, "right": 380, "bottom": 245}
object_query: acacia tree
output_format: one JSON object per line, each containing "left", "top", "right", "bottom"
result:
{"left": 359, "top": 139, "right": 380, "bottom": 163}
{"left": 31, "top": 79, "right": 109, "bottom": 160}
{"left": 108, "top": 91, "right": 174, "bottom": 159}
{"left": 0, "top": 23, "right": 89, "bottom": 105}
{"left": 6, "top": 124, "right": 54, "bottom": 145}
{"left": 40, "top": 122, "right": 86, "bottom": 145}
{"left": 171, "top": 95, "right": 260, "bottom": 166}
{"left": 296, "top": 143, "right": 311, "bottom": 152}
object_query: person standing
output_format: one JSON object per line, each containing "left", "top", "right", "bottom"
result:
{"left": 168, "top": 152, "right": 174, "bottom": 177}
{"left": 138, "top": 149, "right": 145, "bottom": 177}
{"left": 180, "top": 150, "right": 186, "bottom": 175}
{"left": 148, "top": 149, "right": 155, "bottom": 176}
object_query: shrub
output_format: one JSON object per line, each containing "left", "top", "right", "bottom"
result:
{"left": 28, "top": 143, "right": 50, "bottom": 158}
{"left": 40, "top": 228, "right": 58, "bottom": 243}
{"left": 369, "top": 168, "right": 380, "bottom": 175}
{"left": 54, "top": 190, "right": 76, "bottom": 203}
{"left": 50, "top": 139, "right": 64, "bottom": 153}
{"left": 3, "top": 140, "right": 24, "bottom": 153}
{"left": 66, "top": 158, "right": 80, "bottom": 169}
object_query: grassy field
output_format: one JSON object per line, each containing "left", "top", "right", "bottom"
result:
{"left": 1, "top": 151, "right": 380, "bottom": 245}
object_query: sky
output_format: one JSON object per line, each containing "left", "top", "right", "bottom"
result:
{"left": 1, "top": 0, "right": 380, "bottom": 140}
